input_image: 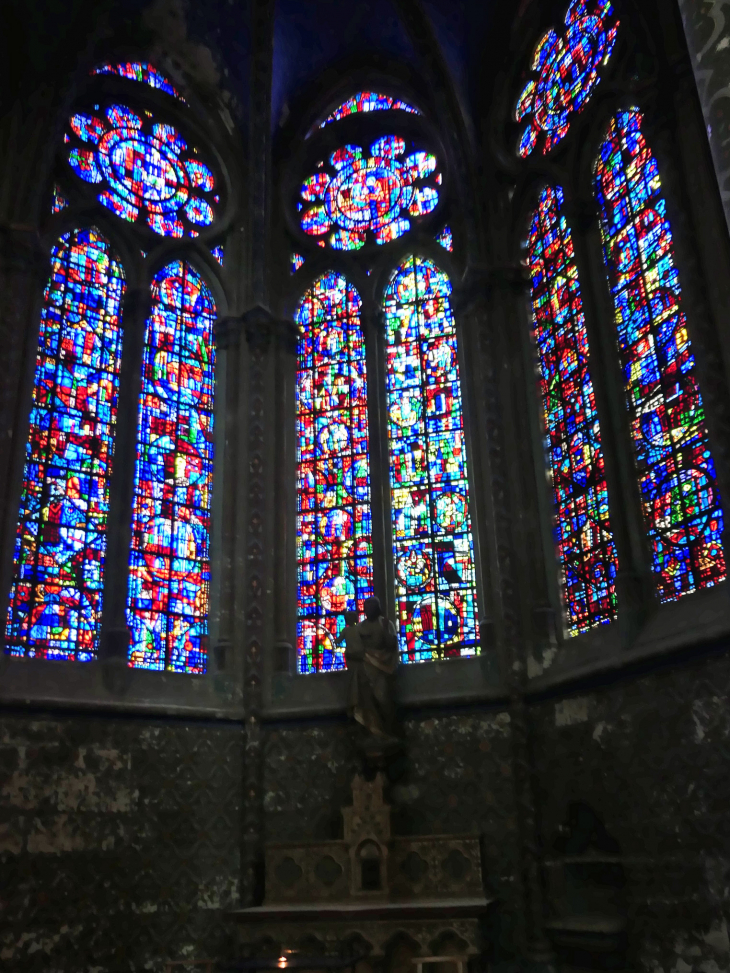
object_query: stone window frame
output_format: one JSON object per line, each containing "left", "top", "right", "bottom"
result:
{"left": 0, "top": 51, "right": 245, "bottom": 716}
{"left": 503, "top": 0, "right": 730, "bottom": 692}
{"left": 264, "top": 75, "right": 505, "bottom": 717}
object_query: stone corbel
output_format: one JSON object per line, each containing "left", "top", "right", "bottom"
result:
{"left": 242, "top": 303, "right": 299, "bottom": 353}
{"left": 452, "top": 263, "right": 529, "bottom": 316}
{"left": 214, "top": 314, "right": 246, "bottom": 351}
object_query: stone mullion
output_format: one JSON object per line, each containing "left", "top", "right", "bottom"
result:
{"left": 99, "top": 286, "right": 150, "bottom": 664}
{"left": 480, "top": 263, "right": 554, "bottom": 963}
{"left": 569, "top": 207, "right": 656, "bottom": 642}
{"left": 450, "top": 291, "right": 498, "bottom": 653}
{"left": 364, "top": 306, "right": 396, "bottom": 626}
{"left": 240, "top": 0, "right": 276, "bottom": 909}
{"left": 242, "top": 324, "right": 267, "bottom": 906}
{"left": 211, "top": 315, "right": 247, "bottom": 682}
{"left": 0, "top": 227, "right": 47, "bottom": 616}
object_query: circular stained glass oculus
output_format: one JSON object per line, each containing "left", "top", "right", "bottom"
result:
{"left": 300, "top": 136, "right": 441, "bottom": 250}
{"left": 515, "top": 0, "right": 619, "bottom": 158}
{"left": 67, "top": 104, "right": 218, "bottom": 238}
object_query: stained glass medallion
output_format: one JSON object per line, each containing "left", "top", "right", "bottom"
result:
{"left": 528, "top": 185, "right": 618, "bottom": 633}
{"left": 319, "top": 91, "right": 420, "bottom": 129}
{"left": 385, "top": 257, "right": 479, "bottom": 663}
{"left": 127, "top": 261, "right": 216, "bottom": 672}
{"left": 296, "top": 273, "right": 374, "bottom": 673}
{"left": 300, "top": 137, "right": 440, "bottom": 250}
{"left": 5, "top": 228, "right": 126, "bottom": 660}
{"left": 67, "top": 103, "right": 217, "bottom": 238}
{"left": 516, "top": 0, "right": 619, "bottom": 158}
{"left": 595, "top": 110, "right": 726, "bottom": 600}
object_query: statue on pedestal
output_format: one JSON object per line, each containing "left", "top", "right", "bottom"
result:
{"left": 338, "top": 597, "right": 399, "bottom": 748}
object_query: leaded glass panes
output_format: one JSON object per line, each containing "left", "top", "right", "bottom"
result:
{"left": 127, "top": 261, "right": 216, "bottom": 672}
{"left": 5, "top": 228, "right": 125, "bottom": 660}
{"left": 67, "top": 104, "right": 217, "bottom": 238}
{"left": 91, "top": 62, "right": 186, "bottom": 102}
{"left": 385, "top": 257, "right": 479, "bottom": 662}
{"left": 516, "top": 0, "right": 619, "bottom": 158}
{"left": 320, "top": 91, "right": 419, "bottom": 128}
{"left": 296, "top": 273, "right": 374, "bottom": 674}
{"left": 595, "top": 110, "right": 726, "bottom": 600}
{"left": 528, "top": 185, "right": 618, "bottom": 633}
{"left": 299, "top": 137, "right": 441, "bottom": 250}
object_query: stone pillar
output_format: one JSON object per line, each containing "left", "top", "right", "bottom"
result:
{"left": 677, "top": 0, "right": 730, "bottom": 235}
{"left": 0, "top": 226, "right": 46, "bottom": 596}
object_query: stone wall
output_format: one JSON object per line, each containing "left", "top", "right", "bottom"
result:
{"left": 1, "top": 714, "right": 242, "bottom": 972}
{"left": 531, "top": 648, "right": 730, "bottom": 973}
{"left": 678, "top": 0, "right": 730, "bottom": 235}
{"left": 263, "top": 710, "right": 519, "bottom": 956}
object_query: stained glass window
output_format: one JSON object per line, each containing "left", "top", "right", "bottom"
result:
{"left": 211, "top": 246, "right": 224, "bottom": 266}
{"left": 291, "top": 252, "right": 305, "bottom": 273}
{"left": 127, "top": 261, "right": 216, "bottom": 672}
{"left": 296, "top": 273, "right": 374, "bottom": 673}
{"left": 300, "top": 137, "right": 440, "bottom": 250}
{"left": 52, "top": 184, "right": 68, "bottom": 213}
{"left": 92, "top": 62, "right": 186, "bottom": 102}
{"left": 385, "top": 257, "right": 479, "bottom": 662}
{"left": 319, "top": 91, "right": 419, "bottom": 128}
{"left": 516, "top": 0, "right": 619, "bottom": 158}
{"left": 436, "top": 226, "right": 453, "bottom": 252}
{"left": 67, "top": 104, "right": 217, "bottom": 238}
{"left": 595, "top": 110, "right": 726, "bottom": 600}
{"left": 528, "top": 185, "right": 618, "bottom": 632}
{"left": 5, "top": 228, "right": 126, "bottom": 660}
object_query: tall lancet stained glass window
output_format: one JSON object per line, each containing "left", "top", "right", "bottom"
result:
{"left": 5, "top": 228, "right": 126, "bottom": 660}
{"left": 595, "top": 110, "right": 726, "bottom": 599}
{"left": 296, "top": 274, "right": 374, "bottom": 673}
{"left": 127, "top": 261, "right": 216, "bottom": 672}
{"left": 528, "top": 186, "right": 618, "bottom": 633}
{"left": 385, "top": 257, "right": 479, "bottom": 662}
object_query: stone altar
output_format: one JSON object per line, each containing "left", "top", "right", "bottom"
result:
{"left": 232, "top": 774, "right": 493, "bottom": 967}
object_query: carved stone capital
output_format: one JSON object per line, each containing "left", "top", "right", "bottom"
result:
{"left": 214, "top": 314, "right": 246, "bottom": 350}
{"left": 453, "top": 263, "right": 529, "bottom": 314}
{"left": 242, "top": 303, "right": 299, "bottom": 352}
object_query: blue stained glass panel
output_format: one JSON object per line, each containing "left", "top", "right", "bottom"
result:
{"left": 5, "top": 228, "right": 126, "bottom": 660}
{"left": 595, "top": 110, "right": 726, "bottom": 600}
{"left": 127, "top": 261, "right": 216, "bottom": 672}
{"left": 528, "top": 185, "right": 618, "bottom": 632}
{"left": 296, "top": 273, "right": 374, "bottom": 673}
{"left": 385, "top": 257, "right": 480, "bottom": 663}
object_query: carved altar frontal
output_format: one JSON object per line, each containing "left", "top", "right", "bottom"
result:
{"left": 232, "top": 774, "right": 493, "bottom": 961}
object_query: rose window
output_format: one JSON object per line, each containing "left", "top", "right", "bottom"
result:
{"left": 515, "top": 0, "right": 619, "bottom": 158}
{"left": 299, "top": 136, "right": 441, "bottom": 250}
{"left": 67, "top": 104, "right": 218, "bottom": 238}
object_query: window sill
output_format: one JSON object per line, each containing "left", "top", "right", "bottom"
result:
{"left": 0, "top": 654, "right": 243, "bottom": 718}
{"left": 526, "top": 581, "right": 730, "bottom": 695}
{"left": 263, "top": 649, "right": 506, "bottom": 719}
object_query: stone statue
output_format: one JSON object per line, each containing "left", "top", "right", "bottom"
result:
{"left": 338, "top": 597, "right": 399, "bottom": 742}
